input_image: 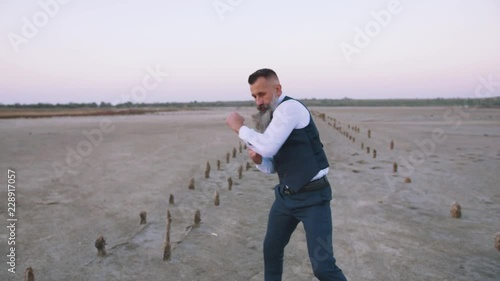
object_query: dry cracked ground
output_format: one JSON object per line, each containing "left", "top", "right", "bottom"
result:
{"left": 0, "top": 106, "right": 499, "bottom": 281}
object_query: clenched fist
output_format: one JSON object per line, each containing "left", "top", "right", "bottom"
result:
{"left": 226, "top": 112, "right": 245, "bottom": 133}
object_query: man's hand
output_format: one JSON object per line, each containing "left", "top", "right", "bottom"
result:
{"left": 226, "top": 112, "right": 245, "bottom": 133}
{"left": 248, "top": 149, "right": 262, "bottom": 165}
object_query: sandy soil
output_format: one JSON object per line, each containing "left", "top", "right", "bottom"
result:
{"left": 0, "top": 106, "right": 499, "bottom": 281}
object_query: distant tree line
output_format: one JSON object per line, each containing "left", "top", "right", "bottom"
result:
{"left": 0, "top": 97, "right": 499, "bottom": 109}
{"left": 300, "top": 97, "right": 500, "bottom": 107}
{"left": 0, "top": 101, "right": 252, "bottom": 109}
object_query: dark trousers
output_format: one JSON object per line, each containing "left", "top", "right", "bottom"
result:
{"left": 263, "top": 184, "right": 347, "bottom": 281}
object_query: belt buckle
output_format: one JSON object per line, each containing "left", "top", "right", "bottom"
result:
{"left": 283, "top": 185, "right": 292, "bottom": 195}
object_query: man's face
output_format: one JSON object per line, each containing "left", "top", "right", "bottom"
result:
{"left": 250, "top": 77, "right": 282, "bottom": 113}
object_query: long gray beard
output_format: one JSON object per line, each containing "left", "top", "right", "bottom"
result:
{"left": 252, "top": 94, "right": 279, "bottom": 133}
{"left": 252, "top": 110, "right": 273, "bottom": 133}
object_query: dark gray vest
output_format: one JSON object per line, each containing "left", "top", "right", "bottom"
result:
{"left": 273, "top": 96, "right": 329, "bottom": 192}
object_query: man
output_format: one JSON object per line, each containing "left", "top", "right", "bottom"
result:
{"left": 226, "top": 68, "right": 347, "bottom": 281}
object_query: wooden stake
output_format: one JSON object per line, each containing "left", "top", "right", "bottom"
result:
{"left": 95, "top": 236, "right": 106, "bottom": 257}
{"left": 238, "top": 165, "right": 243, "bottom": 179}
{"left": 25, "top": 267, "right": 34, "bottom": 281}
{"left": 214, "top": 190, "right": 220, "bottom": 206}
{"left": 450, "top": 202, "right": 461, "bottom": 218}
{"left": 163, "top": 210, "right": 172, "bottom": 261}
{"left": 140, "top": 211, "right": 147, "bottom": 225}
{"left": 194, "top": 209, "right": 201, "bottom": 227}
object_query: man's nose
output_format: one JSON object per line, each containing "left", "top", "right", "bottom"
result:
{"left": 256, "top": 97, "right": 264, "bottom": 106}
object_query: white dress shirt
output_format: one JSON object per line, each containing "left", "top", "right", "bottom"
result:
{"left": 238, "top": 95, "right": 329, "bottom": 181}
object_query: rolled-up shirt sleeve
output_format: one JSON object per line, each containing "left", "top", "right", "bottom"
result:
{"left": 238, "top": 99, "right": 309, "bottom": 158}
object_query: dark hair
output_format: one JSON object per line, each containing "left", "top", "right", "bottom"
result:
{"left": 248, "top": 68, "right": 279, "bottom": 85}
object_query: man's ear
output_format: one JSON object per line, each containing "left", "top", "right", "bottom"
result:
{"left": 276, "top": 84, "right": 282, "bottom": 95}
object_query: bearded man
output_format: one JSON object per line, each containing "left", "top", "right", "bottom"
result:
{"left": 226, "top": 68, "right": 347, "bottom": 281}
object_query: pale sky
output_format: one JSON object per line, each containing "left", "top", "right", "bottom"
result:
{"left": 1, "top": 0, "right": 499, "bottom": 104}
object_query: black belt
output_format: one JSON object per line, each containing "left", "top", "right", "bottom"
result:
{"left": 281, "top": 176, "right": 329, "bottom": 195}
